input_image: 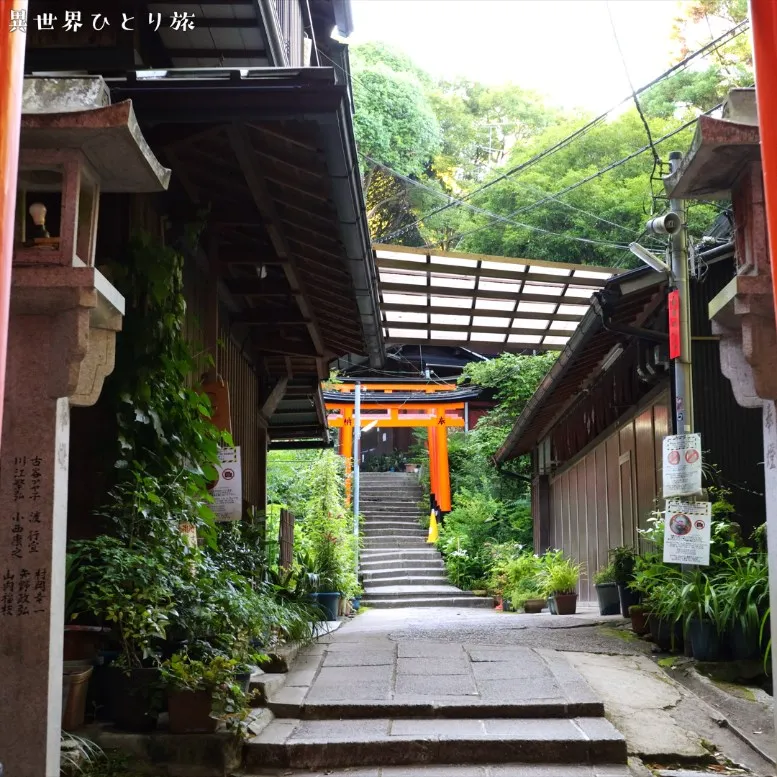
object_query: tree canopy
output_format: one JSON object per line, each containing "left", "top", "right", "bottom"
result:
{"left": 349, "top": 20, "right": 749, "bottom": 269}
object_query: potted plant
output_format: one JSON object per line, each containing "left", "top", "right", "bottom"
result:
{"left": 162, "top": 654, "right": 249, "bottom": 734}
{"left": 720, "top": 555, "right": 769, "bottom": 661}
{"left": 69, "top": 536, "right": 179, "bottom": 732}
{"left": 541, "top": 554, "right": 583, "bottom": 615}
{"left": 682, "top": 569, "right": 729, "bottom": 662}
{"left": 629, "top": 605, "right": 650, "bottom": 635}
{"left": 610, "top": 546, "right": 639, "bottom": 617}
{"left": 64, "top": 551, "right": 109, "bottom": 661}
{"left": 593, "top": 564, "right": 620, "bottom": 616}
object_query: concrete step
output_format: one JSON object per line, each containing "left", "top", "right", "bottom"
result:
{"left": 362, "top": 520, "right": 423, "bottom": 528}
{"left": 363, "top": 575, "right": 450, "bottom": 587}
{"left": 362, "top": 584, "right": 466, "bottom": 597}
{"left": 362, "top": 562, "right": 445, "bottom": 582}
{"left": 243, "top": 764, "right": 629, "bottom": 777}
{"left": 362, "top": 528, "right": 427, "bottom": 538}
{"left": 244, "top": 716, "right": 626, "bottom": 770}
{"left": 357, "top": 595, "right": 495, "bottom": 609}
{"left": 361, "top": 550, "right": 442, "bottom": 563}
{"left": 363, "top": 541, "right": 431, "bottom": 550}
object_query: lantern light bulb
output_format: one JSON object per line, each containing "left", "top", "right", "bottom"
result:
{"left": 28, "top": 202, "right": 47, "bottom": 225}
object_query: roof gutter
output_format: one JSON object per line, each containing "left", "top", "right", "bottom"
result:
{"left": 494, "top": 305, "right": 603, "bottom": 464}
{"left": 317, "top": 75, "right": 385, "bottom": 368}
{"left": 256, "top": 0, "right": 289, "bottom": 67}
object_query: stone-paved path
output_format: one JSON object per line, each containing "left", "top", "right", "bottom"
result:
{"left": 245, "top": 606, "right": 630, "bottom": 775}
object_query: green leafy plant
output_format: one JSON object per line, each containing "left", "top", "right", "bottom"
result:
{"left": 593, "top": 563, "right": 616, "bottom": 585}
{"left": 161, "top": 653, "right": 253, "bottom": 731}
{"left": 609, "top": 546, "right": 637, "bottom": 587}
{"left": 540, "top": 553, "right": 583, "bottom": 596}
{"left": 69, "top": 535, "right": 180, "bottom": 669}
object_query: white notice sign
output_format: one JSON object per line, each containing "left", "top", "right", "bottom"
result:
{"left": 209, "top": 446, "right": 243, "bottom": 522}
{"left": 663, "top": 500, "right": 711, "bottom": 566}
{"left": 662, "top": 433, "right": 702, "bottom": 497}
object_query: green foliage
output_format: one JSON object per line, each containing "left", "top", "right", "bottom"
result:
{"left": 351, "top": 43, "right": 442, "bottom": 179}
{"left": 593, "top": 564, "right": 617, "bottom": 585}
{"left": 160, "top": 653, "right": 252, "bottom": 729}
{"left": 296, "top": 451, "right": 360, "bottom": 598}
{"left": 540, "top": 551, "right": 583, "bottom": 595}
{"left": 69, "top": 535, "right": 181, "bottom": 669}
{"left": 437, "top": 489, "right": 532, "bottom": 589}
{"left": 362, "top": 449, "right": 409, "bottom": 472}
{"left": 609, "top": 546, "right": 637, "bottom": 586}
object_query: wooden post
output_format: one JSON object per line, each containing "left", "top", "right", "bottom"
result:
{"left": 0, "top": 1, "right": 27, "bottom": 450}
{"left": 427, "top": 428, "right": 438, "bottom": 510}
{"left": 434, "top": 417, "right": 451, "bottom": 513}
{"left": 341, "top": 409, "right": 353, "bottom": 505}
{"left": 257, "top": 423, "right": 268, "bottom": 513}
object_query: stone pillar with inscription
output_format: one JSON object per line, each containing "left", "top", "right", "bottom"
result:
{"left": 0, "top": 78, "right": 169, "bottom": 777}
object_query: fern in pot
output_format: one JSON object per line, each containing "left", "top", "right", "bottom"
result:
{"left": 609, "top": 546, "right": 639, "bottom": 617}
{"left": 541, "top": 554, "right": 583, "bottom": 615}
{"left": 592, "top": 563, "right": 620, "bottom": 616}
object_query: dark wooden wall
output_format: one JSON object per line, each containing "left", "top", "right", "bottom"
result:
{"left": 547, "top": 392, "right": 671, "bottom": 602}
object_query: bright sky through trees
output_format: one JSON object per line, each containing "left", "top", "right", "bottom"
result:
{"left": 349, "top": 1, "right": 718, "bottom": 112}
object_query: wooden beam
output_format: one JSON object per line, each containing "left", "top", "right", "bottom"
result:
{"left": 166, "top": 48, "right": 267, "bottom": 58}
{"left": 227, "top": 123, "right": 326, "bottom": 376}
{"left": 386, "top": 322, "right": 573, "bottom": 338}
{"left": 383, "top": 337, "right": 561, "bottom": 352}
{"left": 380, "top": 302, "right": 581, "bottom": 322}
{"left": 373, "top": 243, "right": 621, "bottom": 277}
{"left": 260, "top": 377, "right": 289, "bottom": 422}
{"left": 376, "top": 258, "right": 606, "bottom": 288}
{"left": 223, "top": 278, "right": 294, "bottom": 296}
{"left": 380, "top": 281, "right": 591, "bottom": 306}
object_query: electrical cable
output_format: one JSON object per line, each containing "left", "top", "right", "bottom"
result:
{"left": 377, "top": 19, "right": 749, "bottom": 243}
{"left": 361, "top": 154, "right": 633, "bottom": 251}
{"left": 432, "top": 103, "right": 723, "bottom": 250}
{"left": 363, "top": 154, "right": 642, "bottom": 239}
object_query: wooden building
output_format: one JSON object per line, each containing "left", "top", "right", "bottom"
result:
{"left": 495, "top": 259, "right": 766, "bottom": 602}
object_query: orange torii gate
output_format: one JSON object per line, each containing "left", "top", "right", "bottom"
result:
{"left": 325, "top": 383, "right": 473, "bottom": 514}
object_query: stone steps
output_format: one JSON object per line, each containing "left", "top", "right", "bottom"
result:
{"left": 244, "top": 716, "right": 626, "bottom": 770}
{"left": 362, "top": 566, "right": 445, "bottom": 580}
{"left": 242, "top": 764, "right": 629, "bottom": 777}
{"left": 360, "top": 595, "right": 494, "bottom": 609}
{"left": 362, "top": 575, "right": 450, "bottom": 587}
{"left": 357, "top": 472, "right": 479, "bottom": 609}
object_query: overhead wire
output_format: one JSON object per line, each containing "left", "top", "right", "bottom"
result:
{"left": 433, "top": 103, "right": 723, "bottom": 250}
{"left": 363, "top": 154, "right": 641, "bottom": 239}
{"left": 361, "top": 155, "right": 635, "bottom": 251}
{"left": 377, "top": 19, "right": 749, "bottom": 243}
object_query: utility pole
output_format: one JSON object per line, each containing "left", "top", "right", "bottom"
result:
{"left": 669, "top": 150, "right": 694, "bottom": 436}
{"left": 352, "top": 382, "right": 361, "bottom": 574}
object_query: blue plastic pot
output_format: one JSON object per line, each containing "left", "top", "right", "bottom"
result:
{"left": 351, "top": 597, "right": 361, "bottom": 611}
{"left": 316, "top": 592, "right": 341, "bottom": 621}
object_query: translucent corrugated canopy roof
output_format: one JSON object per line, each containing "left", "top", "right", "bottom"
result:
{"left": 375, "top": 245, "right": 619, "bottom": 353}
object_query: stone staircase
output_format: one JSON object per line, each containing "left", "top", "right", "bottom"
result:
{"left": 358, "top": 472, "right": 492, "bottom": 609}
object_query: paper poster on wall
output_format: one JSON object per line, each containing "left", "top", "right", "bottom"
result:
{"left": 209, "top": 446, "right": 243, "bottom": 522}
{"left": 663, "top": 500, "right": 711, "bottom": 566}
{"left": 662, "top": 433, "right": 702, "bottom": 497}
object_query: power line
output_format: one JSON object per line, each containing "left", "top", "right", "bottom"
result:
{"left": 380, "top": 19, "right": 749, "bottom": 243}
{"left": 364, "top": 154, "right": 641, "bottom": 239}
{"left": 429, "top": 103, "right": 722, "bottom": 250}
{"left": 362, "top": 155, "right": 640, "bottom": 251}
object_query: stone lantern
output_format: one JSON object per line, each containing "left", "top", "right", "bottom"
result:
{"left": 0, "top": 77, "right": 170, "bottom": 777}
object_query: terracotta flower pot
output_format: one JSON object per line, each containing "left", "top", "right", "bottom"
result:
{"left": 553, "top": 593, "right": 578, "bottom": 615}
{"left": 168, "top": 689, "right": 217, "bottom": 734}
